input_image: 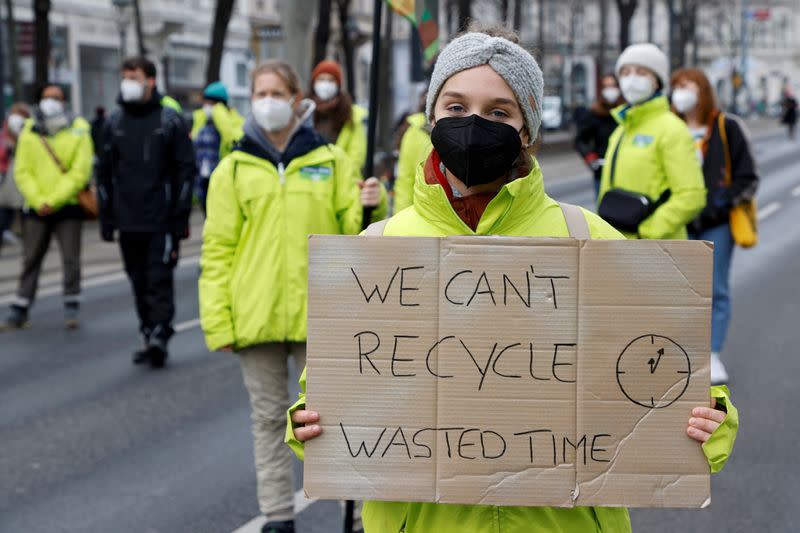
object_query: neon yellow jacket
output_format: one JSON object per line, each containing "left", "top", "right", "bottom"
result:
{"left": 286, "top": 158, "right": 739, "bottom": 533}
{"left": 14, "top": 117, "right": 93, "bottom": 212}
{"left": 160, "top": 95, "right": 183, "bottom": 113}
{"left": 599, "top": 96, "right": 706, "bottom": 240}
{"left": 199, "top": 136, "right": 388, "bottom": 351}
{"left": 191, "top": 103, "right": 245, "bottom": 160}
{"left": 394, "top": 112, "right": 432, "bottom": 213}
{"left": 335, "top": 104, "right": 368, "bottom": 171}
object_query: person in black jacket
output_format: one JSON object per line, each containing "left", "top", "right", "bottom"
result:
{"left": 780, "top": 89, "right": 798, "bottom": 139}
{"left": 96, "top": 56, "right": 195, "bottom": 368}
{"left": 574, "top": 74, "right": 624, "bottom": 197}
{"left": 90, "top": 106, "right": 106, "bottom": 156}
{"left": 671, "top": 67, "right": 758, "bottom": 385}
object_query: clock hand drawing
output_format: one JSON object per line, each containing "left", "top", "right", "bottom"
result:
{"left": 616, "top": 334, "right": 691, "bottom": 409}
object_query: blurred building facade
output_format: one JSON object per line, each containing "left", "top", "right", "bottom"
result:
{"left": 0, "top": 0, "right": 277, "bottom": 116}
{"left": 0, "top": 0, "right": 797, "bottom": 118}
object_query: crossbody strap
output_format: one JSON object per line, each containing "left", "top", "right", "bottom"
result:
{"left": 560, "top": 202, "right": 591, "bottom": 239}
{"left": 38, "top": 134, "right": 67, "bottom": 174}
{"left": 718, "top": 112, "right": 733, "bottom": 187}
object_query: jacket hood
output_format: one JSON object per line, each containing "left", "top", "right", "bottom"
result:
{"left": 237, "top": 109, "right": 328, "bottom": 167}
{"left": 411, "top": 152, "right": 547, "bottom": 234}
{"left": 612, "top": 94, "right": 670, "bottom": 126}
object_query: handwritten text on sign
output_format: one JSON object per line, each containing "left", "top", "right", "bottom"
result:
{"left": 305, "top": 236, "right": 712, "bottom": 508}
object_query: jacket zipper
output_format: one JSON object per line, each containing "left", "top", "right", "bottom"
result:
{"left": 278, "top": 162, "right": 286, "bottom": 185}
{"left": 279, "top": 161, "right": 288, "bottom": 339}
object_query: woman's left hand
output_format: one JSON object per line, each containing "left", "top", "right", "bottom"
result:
{"left": 359, "top": 177, "right": 381, "bottom": 207}
{"left": 686, "top": 398, "right": 726, "bottom": 443}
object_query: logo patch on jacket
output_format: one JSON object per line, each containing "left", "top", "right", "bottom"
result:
{"left": 299, "top": 165, "right": 332, "bottom": 181}
{"left": 632, "top": 134, "right": 654, "bottom": 147}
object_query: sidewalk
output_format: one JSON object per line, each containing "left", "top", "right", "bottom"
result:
{"left": 0, "top": 211, "right": 205, "bottom": 299}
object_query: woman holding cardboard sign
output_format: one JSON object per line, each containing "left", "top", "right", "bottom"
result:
{"left": 288, "top": 27, "right": 738, "bottom": 533}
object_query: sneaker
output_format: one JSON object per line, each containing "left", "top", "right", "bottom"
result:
{"left": 1, "top": 304, "right": 29, "bottom": 331}
{"left": 710, "top": 352, "right": 729, "bottom": 385}
{"left": 64, "top": 302, "right": 80, "bottom": 329}
{"left": 261, "top": 520, "right": 294, "bottom": 533}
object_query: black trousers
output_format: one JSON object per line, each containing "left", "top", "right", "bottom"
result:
{"left": 119, "top": 232, "right": 178, "bottom": 342}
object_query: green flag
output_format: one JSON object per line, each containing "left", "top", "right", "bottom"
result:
{"left": 386, "top": 0, "right": 440, "bottom": 63}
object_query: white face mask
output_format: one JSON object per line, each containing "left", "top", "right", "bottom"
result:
{"left": 7, "top": 114, "right": 25, "bottom": 135}
{"left": 620, "top": 74, "right": 656, "bottom": 105}
{"left": 313, "top": 80, "right": 339, "bottom": 101}
{"left": 120, "top": 79, "right": 146, "bottom": 102}
{"left": 671, "top": 88, "right": 699, "bottom": 114}
{"left": 252, "top": 96, "right": 294, "bottom": 132}
{"left": 39, "top": 98, "right": 64, "bottom": 117}
{"left": 601, "top": 87, "right": 621, "bottom": 104}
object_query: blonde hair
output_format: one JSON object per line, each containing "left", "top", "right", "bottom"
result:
{"left": 250, "top": 60, "right": 302, "bottom": 96}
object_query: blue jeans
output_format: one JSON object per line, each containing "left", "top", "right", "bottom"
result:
{"left": 690, "top": 223, "right": 734, "bottom": 353}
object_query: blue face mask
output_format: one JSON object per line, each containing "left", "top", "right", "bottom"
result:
{"left": 431, "top": 114, "right": 522, "bottom": 187}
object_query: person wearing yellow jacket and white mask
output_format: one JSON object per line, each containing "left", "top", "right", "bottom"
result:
{"left": 394, "top": 109, "right": 433, "bottom": 212}
{"left": 199, "top": 59, "right": 386, "bottom": 533}
{"left": 309, "top": 60, "right": 368, "bottom": 171}
{"left": 191, "top": 81, "right": 244, "bottom": 215}
{"left": 598, "top": 43, "right": 706, "bottom": 240}
{"left": 287, "top": 26, "right": 738, "bottom": 533}
{"left": 2, "top": 84, "right": 92, "bottom": 331}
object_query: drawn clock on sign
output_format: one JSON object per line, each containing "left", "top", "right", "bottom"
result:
{"left": 615, "top": 334, "right": 691, "bottom": 409}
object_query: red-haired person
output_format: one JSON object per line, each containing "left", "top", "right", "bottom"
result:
{"left": 309, "top": 60, "right": 368, "bottom": 170}
{"left": 671, "top": 68, "right": 758, "bottom": 384}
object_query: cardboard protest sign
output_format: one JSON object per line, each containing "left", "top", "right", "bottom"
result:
{"left": 305, "top": 236, "right": 712, "bottom": 508}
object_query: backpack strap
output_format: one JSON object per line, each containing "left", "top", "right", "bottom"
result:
{"left": 560, "top": 202, "right": 590, "bottom": 239}
{"left": 364, "top": 218, "right": 389, "bottom": 236}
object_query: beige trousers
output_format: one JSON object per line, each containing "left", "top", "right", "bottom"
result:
{"left": 239, "top": 342, "right": 306, "bottom": 521}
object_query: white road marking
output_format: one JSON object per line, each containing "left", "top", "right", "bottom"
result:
{"left": 757, "top": 202, "right": 782, "bottom": 221}
{"left": 232, "top": 490, "right": 317, "bottom": 532}
{"left": 792, "top": 185, "right": 800, "bottom": 197}
{"left": 174, "top": 318, "right": 201, "bottom": 333}
{"left": 0, "top": 255, "right": 201, "bottom": 306}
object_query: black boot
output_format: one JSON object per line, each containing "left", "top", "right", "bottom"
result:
{"left": 147, "top": 344, "right": 168, "bottom": 369}
{"left": 147, "top": 325, "right": 172, "bottom": 369}
{"left": 1, "top": 304, "right": 29, "bottom": 331}
{"left": 132, "top": 330, "right": 151, "bottom": 365}
{"left": 261, "top": 520, "right": 294, "bottom": 533}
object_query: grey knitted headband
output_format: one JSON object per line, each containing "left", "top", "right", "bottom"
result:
{"left": 426, "top": 32, "right": 544, "bottom": 140}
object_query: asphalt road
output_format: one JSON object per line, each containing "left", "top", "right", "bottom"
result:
{"left": 1, "top": 130, "right": 798, "bottom": 533}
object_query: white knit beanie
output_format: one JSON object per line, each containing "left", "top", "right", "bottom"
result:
{"left": 425, "top": 32, "right": 544, "bottom": 139}
{"left": 615, "top": 43, "right": 669, "bottom": 87}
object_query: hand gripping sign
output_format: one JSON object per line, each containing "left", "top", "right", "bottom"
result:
{"left": 304, "top": 236, "right": 712, "bottom": 508}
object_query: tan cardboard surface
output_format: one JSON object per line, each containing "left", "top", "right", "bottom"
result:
{"left": 305, "top": 235, "right": 712, "bottom": 507}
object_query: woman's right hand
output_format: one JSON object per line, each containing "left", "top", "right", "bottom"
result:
{"left": 291, "top": 410, "right": 323, "bottom": 442}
